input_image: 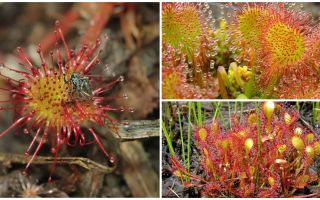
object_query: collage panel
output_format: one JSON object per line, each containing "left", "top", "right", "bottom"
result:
{"left": 162, "top": 2, "right": 320, "bottom": 99}
{"left": 162, "top": 101, "right": 320, "bottom": 197}
{"left": 0, "top": 2, "right": 159, "bottom": 197}
{"left": 0, "top": 1, "right": 319, "bottom": 199}
{"left": 162, "top": 101, "right": 320, "bottom": 198}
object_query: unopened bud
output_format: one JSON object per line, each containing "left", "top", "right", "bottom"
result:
{"left": 292, "top": 136, "right": 304, "bottom": 151}
{"left": 245, "top": 138, "right": 254, "bottom": 152}
{"left": 314, "top": 142, "right": 320, "bottom": 156}
{"left": 268, "top": 177, "right": 275, "bottom": 186}
{"left": 306, "top": 146, "right": 315, "bottom": 159}
{"left": 238, "top": 130, "right": 247, "bottom": 137}
{"left": 263, "top": 101, "right": 275, "bottom": 122}
{"left": 211, "top": 120, "right": 218, "bottom": 135}
{"left": 222, "top": 139, "right": 229, "bottom": 151}
{"left": 247, "top": 113, "right": 258, "bottom": 125}
{"left": 306, "top": 133, "right": 314, "bottom": 143}
{"left": 277, "top": 144, "right": 287, "bottom": 154}
{"left": 294, "top": 127, "right": 303, "bottom": 135}
{"left": 284, "top": 112, "right": 292, "bottom": 125}
{"left": 198, "top": 128, "right": 207, "bottom": 142}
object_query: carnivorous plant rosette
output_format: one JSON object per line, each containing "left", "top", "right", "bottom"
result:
{"left": 0, "top": 21, "right": 124, "bottom": 178}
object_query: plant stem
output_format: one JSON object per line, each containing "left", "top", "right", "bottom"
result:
{"left": 296, "top": 102, "right": 300, "bottom": 113}
{"left": 313, "top": 102, "right": 316, "bottom": 124}
{"left": 187, "top": 102, "right": 192, "bottom": 182}
{"left": 164, "top": 102, "right": 173, "bottom": 138}
{"left": 317, "top": 102, "right": 320, "bottom": 124}
{"left": 191, "top": 102, "right": 199, "bottom": 125}
{"left": 213, "top": 102, "right": 221, "bottom": 121}
{"left": 162, "top": 118, "right": 174, "bottom": 156}
{"left": 197, "top": 102, "right": 202, "bottom": 127}
{"left": 177, "top": 107, "right": 186, "bottom": 168}
{"left": 254, "top": 101, "right": 261, "bottom": 193}
{"left": 218, "top": 103, "right": 225, "bottom": 128}
{"left": 228, "top": 102, "right": 232, "bottom": 128}
{"left": 240, "top": 102, "right": 243, "bottom": 123}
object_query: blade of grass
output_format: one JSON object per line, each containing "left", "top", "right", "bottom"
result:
{"left": 240, "top": 102, "right": 243, "bottom": 123}
{"left": 228, "top": 102, "right": 232, "bottom": 128}
{"left": 212, "top": 102, "right": 225, "bottom": 128}
{"left": 315, "top": 101, "right": 320, "bottom": 124}
{"left": 177, "top": 107, "right": 186, "bottom": 167}
{"left": 162, "top": 118, "right": 174, "bottom": 156}
{"left": 218, "top": 103, "right": 225, "bottom": 128}
{"left": 312, "top": 102, "right": 316, "bottom": 124}
{"left": 164, "top": 102, "right": 173, "bottom": 138}
{"left": 213, "top": 102, "right": 221, "bottom": 121}
{"left": 187, "top": 102, "right": 192, "bottom": 182}
{"left": 313, "top": 102, "right": 320, "bottom": 125}
{"left": 296, "top": 102, "right": 300, "bottom": 113}
{"left": 197, "top": 102, "right": 202, "bottom": 127}
{"left": 191, "top": 102, "right": 199, "bottom": 126}
{"left": 254, "top": 101, "right": 261, "bottom": 193}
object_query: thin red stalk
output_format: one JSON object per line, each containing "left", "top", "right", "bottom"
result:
{"left": 88, "top": 128, "right": 114, "bottom": 163}
{"left": 93, "top": 79, "right": 120, "bottom": 94}
{"left": 37, "top": 44, "right": 49, "bottom": 75}
{"left": 75, "top": 126, "right": 86, "bottom": 146}
{"left": 54, "top": 31, "right": 64, "bottom": 74}
{"left": 83, "top": 50, "right": 102, "bottom": 73}
{"left": 26, "top": 127, "right": 42, "bottom": 155}
{"left": 25, "top": 125, "right": 48, "bottom": 171}
{"left": 93, "top": 96, "right": 125, "bottom": 102}
{"left": 0, "top": 115, "right": 30, "bottom": 138}
{"left": 48, "top": 142, "right": 62, "bottom": 183}
{"left": 49, "top": 51, "right": 56, "bottom": 73}
{"left": 1, "top": 64, "right": 33, "bottom": 80}
{"left": 55, "top": 21, "right": 71, "bottom": 61}
{"left": 99, "top": 105, "right": 121, "bottom": 111}
{"left": 16, "top": 47, "right": 33, "bottom": 72}
{"left": 66, "top": 126, "right": 77, "bottom": 147}
{"left": 75, "top": 101, "right": 89, "bottom": 117}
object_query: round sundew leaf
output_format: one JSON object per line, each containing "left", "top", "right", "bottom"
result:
{"left": 266, "top": 22, "right": 305, "bottom": 66}
{"left": 163, "top": 4, "right": 203, "bottom": 55}
{"left": 239, "top": 6, "right": 270, "bottom": 49}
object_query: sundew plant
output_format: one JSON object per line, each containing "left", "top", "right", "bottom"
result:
{"left": 162, "top": 2, "right": 320, "bottom": 99}
{"left": 0, "top": 21, "right": 125, "bottom": 180}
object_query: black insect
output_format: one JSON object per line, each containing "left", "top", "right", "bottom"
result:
{"left": 64, "top": 73, "right": 93, "bottom": 101}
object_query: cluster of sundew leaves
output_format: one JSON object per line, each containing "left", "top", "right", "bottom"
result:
{"left": 162, "top": 46, "right": 219, "bottom": 99}
{"left": 170, "top": 102, "right": 320, "bottom": 197}
{"left": 228, "top": 2, "right": 320, "bottom": 98}
{"left": 162, "top": 3, "right": 256, "bottom": 99}
{"left": 162, "top": 3, "right": 222, "bottom": 99}
{"left": 162, "top": 2, "right": 320, "bottom": 99}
